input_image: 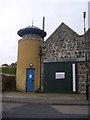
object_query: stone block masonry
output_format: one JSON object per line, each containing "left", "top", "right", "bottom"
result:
{"left": 77, "top": 62, "right": 90, "bottom": 93}
{"left": 42, "top": 22, "right": 90, "bottom": 93}
{"left": 45, "top": 23, "right": 85, "bottom": 61}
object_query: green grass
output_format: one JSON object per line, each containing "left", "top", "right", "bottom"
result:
{"left": 1, "top": 67, "right": 16, "bottom": 75}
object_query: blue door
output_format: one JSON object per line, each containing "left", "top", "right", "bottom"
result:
{"left": 26, "top": 69, "right": 35, "bottom": 92}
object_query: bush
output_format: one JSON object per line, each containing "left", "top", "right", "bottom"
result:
{"left": 2, "top": 67, "right": 16, "bottom": 75}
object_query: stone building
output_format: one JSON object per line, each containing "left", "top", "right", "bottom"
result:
{"left": 16, "top": 22, "right": 90, "bottom": 93}
{"left": 43, "top": 22, "right": 90, "bottom": 93}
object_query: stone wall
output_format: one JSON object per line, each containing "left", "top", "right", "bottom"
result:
{"left": 77, "top": 62, "right": 86, "bottom": 93}
{"left": 77, "top": 61, "right": 90, "bottom": 93}
{"left": 43, "top": 22, "right": 90, "bottom": 93}
{"left": 45, "top": 23, "right": 85, "bottom": 61}
{"left": 86, "top": 29, "right": 90, "bottom": 60}
{"left": 2, "top": 74, "right": 16, "bottom": 92}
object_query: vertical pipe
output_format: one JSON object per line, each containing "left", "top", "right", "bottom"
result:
{"left": 83, "top": 12, "right": 89, "bottom": 100}
{"left": 43, "top": 17, "right": 45, "bottom": 31}
{"left": 39, "top": 46, "right": 42, "bottom": 92}
{"left": 42, "top": 17, "right": 45, "bottom": 41}
{"left": 40, "top": 16, "right": 45, "bottom": 92}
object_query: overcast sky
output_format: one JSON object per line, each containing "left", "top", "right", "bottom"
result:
{"left": 0, "top": 0, "right": 89, "bottom": 66}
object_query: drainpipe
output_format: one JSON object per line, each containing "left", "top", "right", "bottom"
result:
{"left": 39, "top": 46, "right": 42, "bottom": 93}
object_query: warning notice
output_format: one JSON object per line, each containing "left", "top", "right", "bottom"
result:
{"left": 55, "top": 72, "right": 65, "bottom": 80}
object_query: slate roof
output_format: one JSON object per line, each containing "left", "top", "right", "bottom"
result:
{"left": 17, "top": 26, "right": 47, "bottom": 38}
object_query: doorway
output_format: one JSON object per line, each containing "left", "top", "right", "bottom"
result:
{"left": 26, "top": 69, "right": 35, "bottom": 92}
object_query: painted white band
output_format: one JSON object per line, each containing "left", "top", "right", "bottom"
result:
{"left": 72, "top": 64, "right": 76, "bottom": 92}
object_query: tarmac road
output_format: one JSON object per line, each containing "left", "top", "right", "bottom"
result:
{"left": 2, "top": 102, "right": 89, "bottom": 118}
{"left": 1, "top": 92, "right": 90, "bottom": 119}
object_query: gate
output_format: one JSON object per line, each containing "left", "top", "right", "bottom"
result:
{"left": 43, "top": 62, "right": 77, "bottom": 93}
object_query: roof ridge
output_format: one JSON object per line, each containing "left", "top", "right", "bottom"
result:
{"left": 46, "top": 22, "right": 79, "bottom": 41}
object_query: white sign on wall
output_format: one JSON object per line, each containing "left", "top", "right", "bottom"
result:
{"left": 55, "top": 72, "right": 65, "bottom": 80}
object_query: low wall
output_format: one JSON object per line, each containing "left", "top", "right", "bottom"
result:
{"left": 2, "top": 74, "right": 16, "bottom": 92}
